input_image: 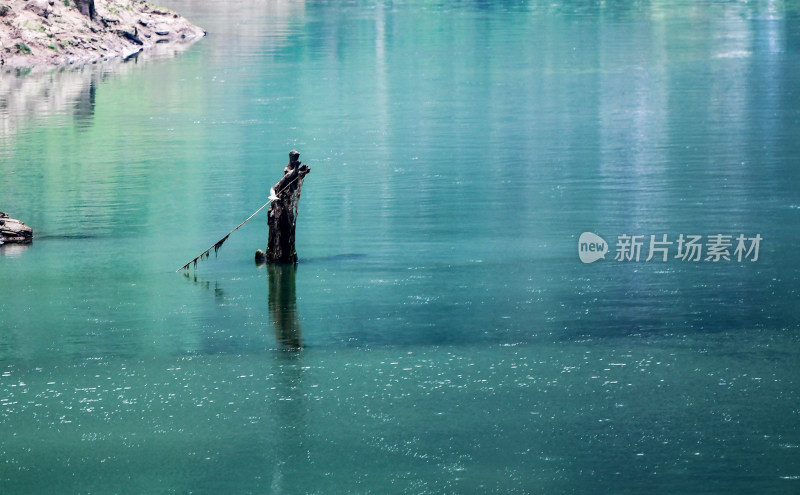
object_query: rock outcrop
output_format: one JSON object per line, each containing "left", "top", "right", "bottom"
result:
{"left": 0, "top": 211, "right": 33, "bottom": 244}
{"left": 0, "top": 0, "right": 205, "bottom": 69}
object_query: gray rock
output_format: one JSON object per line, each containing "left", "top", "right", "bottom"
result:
{"left": 23, "top": 0, "right": 50, "bottom": 18}
{"left": 0, "top": 212, "right": 33, "bottom": 244}
{"left": 73, "top": 0, "right": 95, "bottom": 20}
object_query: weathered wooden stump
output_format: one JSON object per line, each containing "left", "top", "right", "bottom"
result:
{"left": 0, "top": 211, "right": 33, "bottom": 244}
{"left": 255, "top": 150, "right": 310, "bottom": 264}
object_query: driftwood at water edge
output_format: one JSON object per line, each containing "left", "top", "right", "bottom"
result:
{"left": 0, "top": 211, "right": 33, "bottom": 244}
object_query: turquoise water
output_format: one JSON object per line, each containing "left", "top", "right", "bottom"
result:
{"left": 2, "top": 0, "right": 800, "bottom": 493}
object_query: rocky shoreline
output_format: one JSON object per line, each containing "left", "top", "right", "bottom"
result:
{"left": 0, "top": 211, "right": 33, "bottom": 244}
{"left": 0, "top": 0, "right": 205, "bottom": 69}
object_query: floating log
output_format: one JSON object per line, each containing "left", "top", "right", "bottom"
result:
{"left": 0, "top": 211, "right": 33, "bottom": 244}
{"left": 257, "top": 150, "right": 310, "bottom": 264}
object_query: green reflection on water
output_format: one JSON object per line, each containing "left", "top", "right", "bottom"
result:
{"left": 1, "top": 0, "right": 799, "bottom": 493}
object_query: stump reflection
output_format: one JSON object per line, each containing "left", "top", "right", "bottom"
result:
{"left": 268, "top": 264, "right": 302, "bottom": 350}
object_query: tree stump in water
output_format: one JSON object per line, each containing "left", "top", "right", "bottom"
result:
{"left": 0, "top": 211, "right": 33, "bottom": 244}
{"left": 255, "top": 150, "right": 310, "bottom": 264}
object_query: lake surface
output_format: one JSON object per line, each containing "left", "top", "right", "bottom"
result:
{"left": 2, "top": 0, "right": 799, "bottom": 493}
